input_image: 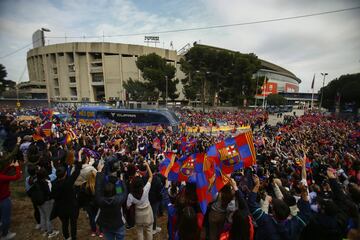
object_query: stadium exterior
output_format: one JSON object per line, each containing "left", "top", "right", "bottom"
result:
{"left": 26, "top": 42, "right": 185, "bottom": 103}
{"left": 25, "top": 42, "right": 301, "bottom": 103}
{"left": 193, "top": 44, "right": 301, "bottom": 98}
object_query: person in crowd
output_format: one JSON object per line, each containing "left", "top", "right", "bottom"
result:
{"left": 51, "top": 156, "right": 82, "bottom": 240}
{"left": 178, "top": 206, "right": 201, "bottom": 240}
{"left": 0, "top": 160, "right": 21, "bottom": 240}
{"left": 148, "top": 162, "right": 164, "bottom": 234}
{"left": 229, "top": 178, "right": 254, "bottom": 240}
{"left": 78, "top": 170, "right": 103, "bottom": 237}
{"left": 95, "top": 161, "right": 127, "bottom": 240}
{"left": 0, "top": 105, "right": 359, "bottom": 240}
{"left": 127, "top": 162, "right": 154, "bottom": 240}
{"left": 35, "top": 167, "right": 59, "bottom": 238}
{"left": 205, "top": 184, "right": 234, "bottom": 240}
{"left": 248, "top": 174, "right": 312, "bottom": 240}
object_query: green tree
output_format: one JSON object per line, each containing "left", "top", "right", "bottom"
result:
{"left": 180, "top": 45, "right": 261, "bottom": 106}
{"left": 123, "top": 78, "right": 157, "bottom": 101}
{"left": 0, "top": 64, "right": 16, "bottom": 97}
{"left": 0, "top": 64, "right": 7, "bottom": 81}
{"left": 128, "top": 53, "right": 179, "bottom": 101}
{"left": 266, "top": 94, "right": 286, "bottom": 106}
{"left": 319, "top": 73, "right": 360, "bottom": 110}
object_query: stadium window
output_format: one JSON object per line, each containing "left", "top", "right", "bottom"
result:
{"left": 69, "top": 76, "right": 76, "bottom": 83}
{"left": 70, "top": 87, "right": 77, "bottom": 96}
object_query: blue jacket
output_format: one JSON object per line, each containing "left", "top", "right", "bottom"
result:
{"left": 248, "top": 192, "right": 312, "bottom": 240}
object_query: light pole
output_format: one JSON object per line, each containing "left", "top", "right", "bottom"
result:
{"left": 41, "top": 28, "right": 51, "bottom": 46}
{"left": 255, "top": 72, "right": 259, "bottom": 107}
{"left": 39, "top": 28, "right": 52, "bottom": 106}
{"left": 319, "top": 72, "right": 328, "bottom": 110}
{"left": 165, "top": 75, "right": 168, "bottom": 107}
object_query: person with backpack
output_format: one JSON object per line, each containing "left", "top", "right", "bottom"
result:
{"left": 95, "top": 161, "right": 127, "bottom": 240}
{"left": 51, "top": 155, "right": 82, "bottom": 240}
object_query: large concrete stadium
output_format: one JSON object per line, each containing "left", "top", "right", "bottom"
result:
{"left": 24, "top": 42, "right": 301, "bottom": 103}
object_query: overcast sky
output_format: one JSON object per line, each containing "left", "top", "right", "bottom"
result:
{"left": 0, "top": 0, "right": 359, "bottom": 92}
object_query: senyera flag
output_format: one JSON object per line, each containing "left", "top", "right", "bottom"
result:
{"left": 206, "top": 131, "right": 256, "bottom": 174}
{"left": 168, "top": 153, "right": 204, "bottom": 183}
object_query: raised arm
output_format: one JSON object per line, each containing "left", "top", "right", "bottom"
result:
{"left": 247, "top": 175, "right": 269, "bottom": 226}
{"left": 145, "top": 162, "right": 153, "bottom": 183}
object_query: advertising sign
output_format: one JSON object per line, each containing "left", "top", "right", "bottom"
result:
{"left": 285, "top": 83, "right": 299, "bottom": 93}
{"left": 257, "top": 82, "right": 278, "bottom": 96}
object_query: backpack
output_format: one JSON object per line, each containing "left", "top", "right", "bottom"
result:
{"left": 27, "top": 181, "right": 46, "bottom": 206}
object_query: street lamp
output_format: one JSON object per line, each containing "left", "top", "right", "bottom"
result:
{"left": 319, "top": 72, "right": 328, "bottom": 110}
{"left": 165, "top": 75, "right": 168, "bottom": 107}
{"left": 41, "top": 28, "right": 51, "bottom": 46}
{"left": 39, "top": 27, "right": 51, "bottom": 106}
{"left": 255, "top": 72, "right": 259, "bottom": 107}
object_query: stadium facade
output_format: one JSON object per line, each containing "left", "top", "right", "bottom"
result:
{"left": 26, "top": 42, "right": 185, "bottom": 103}
{"left": 25, "top": 42, "right": 300, "bottom": 103}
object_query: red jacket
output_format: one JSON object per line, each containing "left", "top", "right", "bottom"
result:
{"left": 0, "top": 165, "right": 22, "bottom": 201}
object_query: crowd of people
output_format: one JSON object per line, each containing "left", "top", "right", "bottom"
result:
{"left": 0, "top": 105, "right": 359, "bottom": 240}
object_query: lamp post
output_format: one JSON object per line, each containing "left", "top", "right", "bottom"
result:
{"left": 319, "top": 72, "right": 328, "bottom": 110}
{"left": 41, "top": 28, "right": 51, "bottom": 46}
{"left": 39, "top": 28, "right": 51, "bottom": 106}
{"left": 255, "top": 72, "right": 259, "bottom": 107}
{"left": 165, "top": 75, "right": 168, "bottom": 107}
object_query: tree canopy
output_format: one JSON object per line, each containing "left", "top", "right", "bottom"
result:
{"left": 0, "top": 64, "right": 7, "bottom": 81}
{"left": 124, "top": 53, "right": 179, "bottom": 102}
{"left": 0, "top": 64, "right": 16, "bottom": 97}
{"left": 319, "top": 73, "right": 360, "bottom": 110}
{"left": 266, "top": 94, "right": 286, "bottom": 106}
{"left": 180, "top": 45, "right": 262, "bottom": 106}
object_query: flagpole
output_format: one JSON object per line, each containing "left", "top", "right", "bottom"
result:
{"left": 310, "top": 74, "right": 315, "bottom": 110}
{"left": 311, "top": 88, "right": 314, "bottom": 109}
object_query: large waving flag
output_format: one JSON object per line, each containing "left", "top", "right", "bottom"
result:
{"left": 181, "top": 137, "right": 197, "bottom": 153}
{"left": 195, "top": 153, "right": 230, "bottom": 214}
{"left": 206, "top": 131, "right": 256, "bottom": 174}
{"left": 159, "top": 152, "right": 176, "bottom": 178}
{"left": 41, "top": 122, "right": 53, "bottom": 137}
{"left": 168, "top": 153, "right": 204, "bottom": 183}
{"left": 42, "top": 108, "right": 54, "bottom": 120}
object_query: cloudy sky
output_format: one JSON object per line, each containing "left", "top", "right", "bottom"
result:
{"left": 0, "top": 0, "right": 359, "bottom": 92}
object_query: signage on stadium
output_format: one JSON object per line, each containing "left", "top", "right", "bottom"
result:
{"left": 144, "top": 36, "right": 160, "bottom": 42}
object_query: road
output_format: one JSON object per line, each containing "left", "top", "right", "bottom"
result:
{"left": 267, "top": 109, "right": 305, "bottom": 126}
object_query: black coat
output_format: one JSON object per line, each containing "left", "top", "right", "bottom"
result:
{"left": 95, "top": 172, "right": 128, "bottom": 230}
{"left": 51, "top": 162, "right": 81, "bottom": 216}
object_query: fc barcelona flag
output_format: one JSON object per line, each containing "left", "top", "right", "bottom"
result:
{"left": 206, "top": 131, "right": 256, "bottom": 174}
{"left": 168, "top": 153, "right": 204, "bottom": 183}
{"left": 195, "top": 153, "right": 230, "bottom": 214}
{"left": 159, "top": 152, "right": 176, "bottom": 178}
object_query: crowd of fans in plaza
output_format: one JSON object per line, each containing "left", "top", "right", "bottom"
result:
{"left": 0, "top": 104, "right": 359, "bottom": 240}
